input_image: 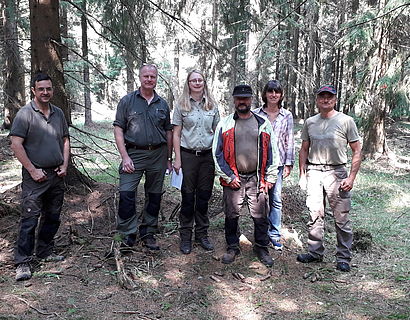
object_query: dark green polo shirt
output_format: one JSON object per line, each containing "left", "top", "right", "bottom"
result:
{"left": 113, "top": 89, "right": 172, "bottom": 147}
{"left": 10, "top": 101, "right": 69, "bottom": 168}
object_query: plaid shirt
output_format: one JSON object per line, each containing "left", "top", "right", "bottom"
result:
{"left": 254, "top": 106, "right": 295, "bottom": 167}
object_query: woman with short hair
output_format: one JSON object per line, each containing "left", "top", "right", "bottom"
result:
{"left": 254, "top": 80, "right": 295, "bottom": 250}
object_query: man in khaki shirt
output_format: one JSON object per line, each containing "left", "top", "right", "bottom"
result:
{"left": 298, "top": 85, "right": 362, "bottom": 272}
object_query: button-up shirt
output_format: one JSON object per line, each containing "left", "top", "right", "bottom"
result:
{"left": 172, "top": 97, "right": 220, "bottom": 150}
{"left": 254, "top": 106, "right": 295, "bottom": 167}
{"left": 113, "top": 89, "right": 172, "bottom": 147}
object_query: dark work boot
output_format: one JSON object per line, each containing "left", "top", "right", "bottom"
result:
{"left": 180, "top": 240, "right": 192, "bottom": 254}
{"left": 196, "top": 237, "right": 214, "bottom": 251}
{"left": 221, "top": 247, "right": 240, "bottom": 264}
{"left": 142, "top": 235, "right": 160, "bottom": 250}
{"left": 254, "top": 246, "right": 274, "bottom": 267}
{"left": 296, "top": 253, "right": 323, "bottom": 263}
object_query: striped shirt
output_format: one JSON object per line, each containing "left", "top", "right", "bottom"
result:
{"left": 254, "top": 106, "right": 295, "bottom": 167}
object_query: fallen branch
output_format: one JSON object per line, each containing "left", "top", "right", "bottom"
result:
{"left": 16, "top": 297, "right": 61, "bottom": 318}
{"left": 113, "top": 241, "right": 138, "bottom": 290}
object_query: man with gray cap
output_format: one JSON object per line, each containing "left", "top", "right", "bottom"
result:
{"left": 212, "top": 85, "right": 279, "bottom": 266}
{"left": 297, "top": 85, "right": 362, "bottom": 272}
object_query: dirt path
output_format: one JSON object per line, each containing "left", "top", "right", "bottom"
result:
{"left": 0, "top": 181, "right": 408, "bottom": 320}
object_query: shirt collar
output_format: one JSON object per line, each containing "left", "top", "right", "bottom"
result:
{"left": 30, "top": 100, "right": 54, "bottom": 115}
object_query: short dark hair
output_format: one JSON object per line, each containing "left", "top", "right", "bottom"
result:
{"left": 31, "top": 72, "right": 52, "bottom": 88}
{"left": 262, "top": 80, "right": 284, "bottom": 107}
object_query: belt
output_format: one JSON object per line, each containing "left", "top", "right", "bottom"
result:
{"left": 126, "top": 143, "right": 164, "bottom": 150}
{"left": 238, "top": 170, "right": 256, "bottom": 176}
{"left": 180, "top": 146, "right": 212, "bottom": 156}
{"left": 307, "top": 163, "right": 346, "bottom": 171}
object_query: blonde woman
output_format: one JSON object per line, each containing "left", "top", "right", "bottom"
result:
{"left": 172, "top": 70, "right": 220, "bottom": 254}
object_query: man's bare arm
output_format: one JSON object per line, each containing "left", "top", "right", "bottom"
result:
{"left": 340, "top": 140, "right": 362, "bottom": 191}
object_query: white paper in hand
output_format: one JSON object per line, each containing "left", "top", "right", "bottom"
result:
{"left": 171, "top": 168, "right": 183, "bottom": 190}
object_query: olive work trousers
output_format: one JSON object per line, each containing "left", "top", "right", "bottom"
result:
{"left": 305, "top": 165, "right": 353, "bottom": 263}
{"left": 117, "top": 146, "right": 167, "bottom": 239}
{"left": 222, "top": 174, "right": 270, "bottom": 249}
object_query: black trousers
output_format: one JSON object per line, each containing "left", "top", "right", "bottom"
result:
{"left": 15, "top": 168, "right": 65, "bottom": 265}
{"left": 179, "top": 150, "right": 215, "bottom": 241}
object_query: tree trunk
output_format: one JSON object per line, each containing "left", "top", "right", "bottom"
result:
{"left": 30, "top": 0, "right": 92, "bottom": 188}
{"left": 307, "top": 4, "right": 320, "bottom": 117}
{"left": 246, "top": 0, "right": 260, "bottom": 104}
{"left": 288, "top": 1, "right": 300, "bottom": 117}
{"left": 81, "top": 0, "right": 92, "bottom": 126}
{"left": 2, "top": 0, "right": 25, "bottom": 129}
{"left": 362, "top": 2, "right": 389, "bottom": 159}
{"left": 30, "top": 0, "right": 70, "bottom": 122}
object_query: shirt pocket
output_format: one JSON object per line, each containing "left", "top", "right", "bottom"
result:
{"left": 181, "top": 111, "right": 197, "bottom": 130}
{"left": 155, "top": 108, "right": 167, "bottom": 127}
{"left": 127, "top": 111, "right": 145, "bottom": 134}
{"left": 203, "top": 110, "right": 217, "bottom": 133}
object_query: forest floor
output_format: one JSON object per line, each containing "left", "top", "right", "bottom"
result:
{"left": 0, "top": 122, "right": 409, "bottom": 320}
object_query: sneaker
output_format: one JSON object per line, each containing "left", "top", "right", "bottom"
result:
{"left": 254, "top": 246, "right": 274, "bottom": 267}
{"left": 15, "top": 263, "right": 32, "bottom": 281}
{"left": 296, "top": 253, "right": 323, "bottom": 263}
{"left": 196, "top": 237, "right": 214, "bottom": 251}
{"left": 271, "top": 239, "right": 283, "bottom": 251}
{"left": 221, "top": 248, "right": 240, "bottom": 264}
{"left": 142, "top": 236, "right": 160, "bottom": 250}
{"left": 41, "top": 253, "right": 65, "bottom": 262}
{"left": 180, "top": 240, "right": 192, "bottom": 254}
{"left": 336, "top": 262, "right": 351, "bottom": 272}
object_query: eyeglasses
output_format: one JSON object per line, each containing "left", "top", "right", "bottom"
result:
{"left": 189, "top": 79, "right": 204, "bottom": 84}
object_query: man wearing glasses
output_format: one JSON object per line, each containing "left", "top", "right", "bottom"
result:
{"left": 113, "top": 64, "right": 173, "bottom": 251}
{"left": 10, "top": 73, "right": 70, "bottom": 281}
{"left": 297, "top": 85, "right": 362, "bottom": 272}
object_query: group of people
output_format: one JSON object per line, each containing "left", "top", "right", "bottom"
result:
{"left": 10, "top": 65, "right": 361, "bottom": 282}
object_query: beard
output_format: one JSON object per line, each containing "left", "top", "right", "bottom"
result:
{"left": 235, "top": 103, "right": 251, "bottom": 114}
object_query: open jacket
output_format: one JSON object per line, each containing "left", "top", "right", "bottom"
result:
{"left": 212, "top": 111, "right": 279, "bottom": 188}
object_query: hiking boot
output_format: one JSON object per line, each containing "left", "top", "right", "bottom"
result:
{"left": 254, "top": 246, "right": 274, "bottom": 267}
{"left": 270, "top": 239, "right": 283, "bottom": 251}
{"left": 142, "top": 236, "right": 160, "bottom": 250}
{"left": 296, "top": 253, "right": 323, "bottom": 263}
{"left": 180, "top": 240, "right": 192, "bottom": 254}
{"left": 221, "top": 248, "right": 240, "bottom": 264}
{"left": 15, "top": 263, "right": 32, "bottom": 281}
{"left": 196, "top": 237, "right": 214, "bottom": 251}
{"left": 336, "top": 262, "right": 351, "bottom": 272}
{"left": 41, "top": 253, "right": 65, "bottom": 262}
{"left": 124, "top": 234, "right": 137, "bottom": 247}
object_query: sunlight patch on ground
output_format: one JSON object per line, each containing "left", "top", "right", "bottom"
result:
{"left": 163, "top": 267, "right": 187, "bottom": 285}
{"left": 0, "top": 159, "right": 21, "bottom": 193}
{"left": 389, "top": 191, "right": 410, "bottom": 208}
{"left": 273, "top": 298, "right": 299, "bottom": 312}
{"left": 0, "top": 238, "right": 12, "bottom": 264}
{"left": 212, "top": 281, "right": 262, "bottom": 320}
{"left": 355, "top": 280, "right": 408, "bottom": 300}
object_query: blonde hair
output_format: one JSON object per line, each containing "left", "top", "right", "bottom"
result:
{"left": 177, "top": 70, "right": 217, "bottom": 112}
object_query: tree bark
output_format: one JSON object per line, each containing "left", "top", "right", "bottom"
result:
{"left": 30, "top": 0, "right": 92, "bottom": 188}
{"left": 2, "top": 0, "right": 25, "bottom": 129}
{"left": 81, "top": 0, "right": 92, "bottom": 126}
{"left": 30, "top": 0, "right": 70, "bottom": 122}
{"left": 362, "top": 2, "right": 389, "bottom": 159}
{"left": 288, "top": 1, "right": 300, "bottom": 117}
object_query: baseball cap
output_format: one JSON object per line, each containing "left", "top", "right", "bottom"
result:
{"left": 316, "top": 85, "right": 337, "bottom": 95}
{"left": 232, "top": 85, "right": 253, "bottom": 97}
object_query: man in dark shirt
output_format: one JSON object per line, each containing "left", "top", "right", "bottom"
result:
{"left": 10, "top": 73, "right": 70, "bottom": 281}
{"left": 113, "top": 64, "right": 173, "bottom": 250}
{"left": 212, "top": 85, "right": 279, "bottom": 266}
